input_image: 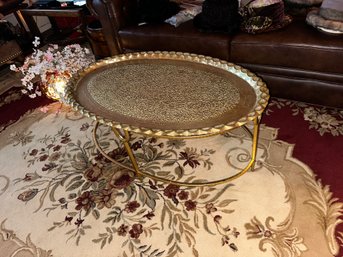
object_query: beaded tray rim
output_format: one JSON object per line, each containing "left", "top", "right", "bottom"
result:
{"left": 63, "top": 51, "right": 270, "bottom": 138}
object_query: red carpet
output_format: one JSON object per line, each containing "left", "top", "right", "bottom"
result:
{"left": 0, "top": 87, "right": 53, "bottom": 131}
{"left": 0, "top": 87, "right": 342, "bottom": 256}
{"left": 262, "top": 99, "right": 343, "bottom": 201}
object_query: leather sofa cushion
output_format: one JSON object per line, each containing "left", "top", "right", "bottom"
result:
{"left": 230, "top": 19, "right": 343, "bottom": 74}
{"left": 241, "top": 63, "right": 343, "bottom": 107}
{"left": 119, "top": 20, "right": 231, "bottom": 60}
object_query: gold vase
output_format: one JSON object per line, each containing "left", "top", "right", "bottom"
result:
{"left": 40, "top": 71, "right": 71, "bottom": 100}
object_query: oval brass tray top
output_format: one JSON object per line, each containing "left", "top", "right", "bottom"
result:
{"left": 63, "top": 52, "right": 269, "bottom": 137}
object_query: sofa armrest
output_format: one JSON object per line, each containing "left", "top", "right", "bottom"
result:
{"left": 0, "top": 40, "right": 22, "bottom": 67}
{"left": 86, "top": 0, "right": 137, "bottom": 55}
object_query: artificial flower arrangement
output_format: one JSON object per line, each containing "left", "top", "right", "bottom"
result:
{"left": 10, "top": 37, "right": 94, "bottom": 99}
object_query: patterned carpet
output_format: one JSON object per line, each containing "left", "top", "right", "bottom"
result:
{"left": 0, "top": 82, "right": 342, "bottom": 257}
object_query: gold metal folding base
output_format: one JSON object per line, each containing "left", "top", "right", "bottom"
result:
{"left": 93, "top": 117, "right": 260, "bottom": 187}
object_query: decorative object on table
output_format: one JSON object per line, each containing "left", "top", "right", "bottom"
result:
{"left": 306, "top": 0, "right": 343, "bottom": 34}
{"left": 239, "top": 0, "right": 293, "bottom": 34}
{"left": 10, "top": 37, "right": 94, "bottom": 100}
{"left": 193, "top": 0, "right": 241, "bottom": 33}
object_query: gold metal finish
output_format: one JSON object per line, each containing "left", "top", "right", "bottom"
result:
{"left": 92, "top": 118, "right": 259, "bottom": 187}
{"left": 63, "top": 51, "right": 269, "bottom": 138}
{"left": 112, "top": 127, "right": 142, "bottom": 177}
{"left": 92, "top": 122, "right": 135, "bottom": 172}
{"left": 64, "top": 51, "right": 270, "bottom": 186}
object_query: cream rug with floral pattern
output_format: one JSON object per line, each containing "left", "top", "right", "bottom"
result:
{"left": 0, "top": 103, "right": 342, "bottom": 257}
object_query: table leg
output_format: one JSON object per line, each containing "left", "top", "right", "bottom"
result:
{"left": 47, "top": 16, "right": 60, "bottom": 33}
{"left": 14, "top": 11, "right": 30, "bottom": 33}
{"left": 20, "top": 12, "right": 42, "bottom": 38}
{"left": 111, "top": 127, "right": 142, "bottom": 177}
{"left": 93, "top": 119, "right": 261, "bottom": 187}
{"left": 250, "top": 116, "right": 260, "bottom": 171}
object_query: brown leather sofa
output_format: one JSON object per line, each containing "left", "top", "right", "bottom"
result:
{"left": 86, "top": 0, "right": 343, "bottom": 108}
{"left": 0, "top": 0, "right": 27, "bottom": 67}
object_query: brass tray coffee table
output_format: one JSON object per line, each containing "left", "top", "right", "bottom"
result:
{"left": 63, "top": 52, "right": 269, "bottom": 186}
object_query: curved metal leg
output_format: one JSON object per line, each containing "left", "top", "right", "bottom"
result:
{"left": 93, "top": 123, "right": 135, "bottom": 172}
{"left": 93, "top": 117, "right": 260, "bottom": 187}
{"left": 111, "top": 127, "right": 143, "bottom": 177}
{"left": 250, "top": 117, "right": 260, "bottom": 171}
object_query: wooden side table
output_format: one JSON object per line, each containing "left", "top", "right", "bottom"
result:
{"left": 19, "top": 5, "right": 89, "bottom": 44}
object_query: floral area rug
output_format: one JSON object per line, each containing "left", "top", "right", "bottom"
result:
{"left": 0, "top": 102, "right": 342, "bottom": 257}
{"left": 263, "top": 99, "right": 343, "bottom": 202}
{"left": 0, "top": 87, "right": 52, "bottom": 131}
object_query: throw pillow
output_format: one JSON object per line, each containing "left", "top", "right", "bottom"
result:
{"left": 165, "top": 5, "right": 202, "bottom": 27}
{"left": 137, "top": 0, "right": 181, "bottom": 24}
{"left": 193, "top": 0, "right": 241, "bottom": 34}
